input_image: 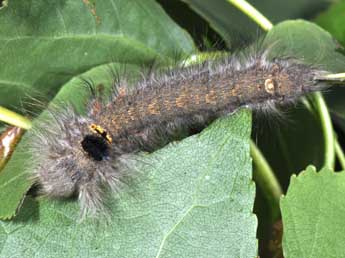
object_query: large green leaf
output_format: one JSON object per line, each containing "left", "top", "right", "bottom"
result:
{"left": 0, "top": 109, "right": 257, "bottom": 258}
{"left": 281, "top": 166, "right": 345, "bottom": 258}
{"left": 0, "top": 0, "right": 195, "bottom": 112}
{"left": 315, "top": 1, "right": 345, "bottom": 47}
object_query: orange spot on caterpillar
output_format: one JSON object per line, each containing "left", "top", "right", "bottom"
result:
{"left": 176, "top": 94, "right": 188, "bottom": 108}
{"left": 194, "top": 94, "right": 201, "bottom": 105}
{"left": 231, "top": 85, "right": 240, "bottom": 96}
{"left": 148, "top": 102, "right": 160, "bottom": 115}
{"left": 205, "top": 90, "right": 217, "bottom": 104}
{"left": 127, "top": 107, "right": 136, "bottom": 120}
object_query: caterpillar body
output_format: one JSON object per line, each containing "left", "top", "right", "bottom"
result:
{"left": 30, "top": 49, "right": 328, "bottom": 217}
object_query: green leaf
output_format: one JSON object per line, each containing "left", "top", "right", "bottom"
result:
{"left": 281, "top": 166, "right": 345, "bottom": 258}
{"left": 0, "top": 0, "right": 195, "bottom": 112}
{"left": 0, "top": 109, "right": 257, "bottom": 258}
{"left": 263, "top": 20, "right": 345, "bottom": 72}
{"left": 315, "top": 1, "right": 345, "bottom": 47}
{"left": 180, "top": 0, "right": 328, "bottom": 47}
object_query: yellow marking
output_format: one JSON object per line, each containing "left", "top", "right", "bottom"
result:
{"left": 89, "top": 124, "right": 112, "bottom": 143}
{"left": 264, "top": 78, "right": 275, "bottom": 94}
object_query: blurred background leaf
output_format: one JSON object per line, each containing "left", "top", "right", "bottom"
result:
{"left": 0, "top": 0, "right": 195, "bottom": 113}
{"left": 281, "top": 166, "right": 345, "bottom": 258}
{"left": 160, "top": 0, "right": 329, "bottom": 48}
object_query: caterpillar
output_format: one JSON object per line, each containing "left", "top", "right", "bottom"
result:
{"left": 29, "top": 48, "right": 329, "bottom": 218}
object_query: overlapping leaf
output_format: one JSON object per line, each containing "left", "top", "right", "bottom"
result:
{"left": 0, "top": 0, "right": 194, "bottom": 111}
{"left": 281, "top": 166, "right": 345, "bottom": 258}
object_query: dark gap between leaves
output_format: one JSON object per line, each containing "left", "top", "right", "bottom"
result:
{"left": 0, "top": 0, "right": 7, "bottom": 9}
{"left": 158, "top": 0, "right": 226, "bottom": 51}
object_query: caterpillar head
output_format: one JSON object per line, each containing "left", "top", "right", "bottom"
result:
{"left": 29, "top": 108, "right": 123, "bottom": 217}
{"left": 81, "top": 124, "right": 113, "bottom": 161}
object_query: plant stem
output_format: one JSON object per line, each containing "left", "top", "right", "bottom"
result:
{"left": 312, "top": 92, "right": 335, "bottom": 169}
{"left": 303, "top": 95, "right": 339, "bottom": 170}
{"left": 250, "top": 140, "right": 282, "bottom": 220}
{"left": 226, "top": 0, "right": 273, "bottom": 31}
{"left": 0, "top": 106, "right": 32, "bottom": 130}
{"left": 317, "top": 72, "right": 345, "bottom": 82}
{"left": 335, "top": 138, "right": 345, "bottom": 170}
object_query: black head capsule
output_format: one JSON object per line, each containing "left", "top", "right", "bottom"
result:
{"left": 81, "top": 134, "right": 109, "bottom": 161}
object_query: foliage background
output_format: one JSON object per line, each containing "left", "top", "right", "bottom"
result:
{"left": 1, "top": 0, "right": 345, "bottom": 257}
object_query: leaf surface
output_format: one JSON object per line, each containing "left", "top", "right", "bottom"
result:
{"left": 281, "top": 166, "right": 345, "bottom": 258}
{"left": 0, "top": 0, "right": 194, "bottom": 111}
{"left": 315, "top": 1, "right": 345, "bottom": 47}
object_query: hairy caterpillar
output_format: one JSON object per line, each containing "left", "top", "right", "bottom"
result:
{"left": 29, "top": 48, "right": 329, "bottom": 217}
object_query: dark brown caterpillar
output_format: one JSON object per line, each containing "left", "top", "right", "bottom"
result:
{"left": 29, "top": 49, "right": 328, "bottom": 217}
